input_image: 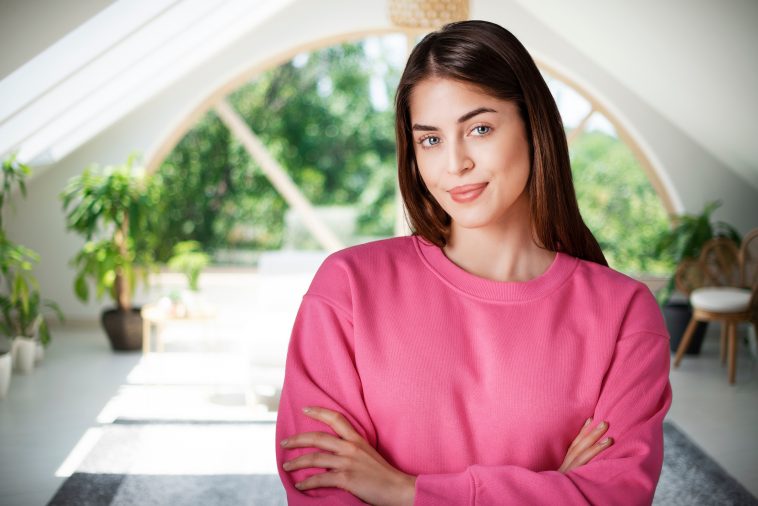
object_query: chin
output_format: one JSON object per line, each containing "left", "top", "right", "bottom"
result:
{"left": 447, "top": 214, "right": 497, "bottom": 229}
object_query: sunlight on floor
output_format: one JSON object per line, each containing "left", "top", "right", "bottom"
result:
{"left": 51, "top": 327, "right": 286, "bottom": 482}
{"left": 55, "top": 427, "right": 104, "bottom": 478}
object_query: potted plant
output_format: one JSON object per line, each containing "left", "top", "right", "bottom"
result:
{"left": 0, "top": 232, "right": 63, "bottom": 376}
{"left": 1, "top": 155, "right": 32, "bottom": 388}
{"left": 653, "top": 200, "right": 741, "bottom": 354}
{"left": 61, "top": 153, "right": 158, "bottom": 351}
{"left": 0, "top": 154, "right": 62, "bottom": 386}
{"left": 0, "top": 268, "right": 62, "bottom": 373}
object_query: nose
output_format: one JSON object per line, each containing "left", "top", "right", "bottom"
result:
{"left": 447, "top": 139, "right": 474, "bottom": 175}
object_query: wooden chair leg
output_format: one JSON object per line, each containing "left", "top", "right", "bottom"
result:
{"left": 720, "top": 323, "right": 727, "bottom": 365}
{"left": 727, "top": 322, "right": 737, "bottom": 385}
{"left": 675, "top": 317, "right": 700, "bottom": 367}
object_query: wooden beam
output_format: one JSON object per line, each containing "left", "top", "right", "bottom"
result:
{"left": 566, "top": 108, "right": 595, "bottom": 147}
{"left": 214, "top": 98, "right": 343, "bottom": 252}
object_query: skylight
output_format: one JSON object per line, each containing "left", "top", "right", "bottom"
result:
{"left": 0, "top": 0, "right": 293, "bottom": 166}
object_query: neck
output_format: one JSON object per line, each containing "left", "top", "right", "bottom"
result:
{"left": 443, "top": 195, "right": 555, "bottom": 282}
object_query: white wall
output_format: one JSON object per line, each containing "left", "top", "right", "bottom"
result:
{"left": 6, "top": 0, "right": 758, "bottom": 320}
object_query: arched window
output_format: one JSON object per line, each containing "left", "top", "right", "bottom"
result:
{"left": 153, "top": 33, "right": 672, "bottom": 276}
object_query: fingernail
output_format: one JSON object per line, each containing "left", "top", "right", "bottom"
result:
{"left": 597, "top": 421, "right": 607, "bottom": 430}
{"left": 584, "top": 417, "right": 592, "bottom": 427}
{"left": 601, "top": 437, "right": 611, "bottom": 445}
{"left": 280, "top": 439, "right": 288, "bottom": 447}
{"left": 295, "top": 482, "right": 303, "bottom": 489}
{"left": 302, "top": 407, "right": 311, "bottom": 413}
{"left": 283, "top": 462, "right": 292, "bottom": 470}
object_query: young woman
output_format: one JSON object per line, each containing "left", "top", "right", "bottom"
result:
{"left": 276, "top": 20, "right": 672, "bottom": 506}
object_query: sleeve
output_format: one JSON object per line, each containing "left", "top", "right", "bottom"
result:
{"left": 275, "top": 259, "right": 377, "bottom": 505}
{"left": 413, "top": 286, "right": 673, "bottom": 506}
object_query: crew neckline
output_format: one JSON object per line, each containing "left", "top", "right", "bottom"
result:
{"left": 412, "top": 234, "right": 578, "bottom": 302}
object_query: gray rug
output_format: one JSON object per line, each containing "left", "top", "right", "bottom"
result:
{"left": 49, "top": 473, "right": 285, "bottom": 506}
{"left": 48, "top": 421, "right": 756, "bottom": 505}
{"left": 653, "top": 421, "right": 757, "bottom": 505}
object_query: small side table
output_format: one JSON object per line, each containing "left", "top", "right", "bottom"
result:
{"left": 141, "top": 303, "right": 217, "bottom": 354}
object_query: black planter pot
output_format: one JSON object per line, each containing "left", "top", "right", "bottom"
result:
{"left": 101, "top": 307, "right": 143, "bottom": 351}
{"left": 663, "top": 301, "right": 708, "bottom": 355}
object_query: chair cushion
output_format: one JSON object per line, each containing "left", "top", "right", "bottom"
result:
{"left": 690, "top": 287, "right": 751, "bottom": 313}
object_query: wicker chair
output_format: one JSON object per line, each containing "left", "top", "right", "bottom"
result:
{"left": 673, "top": 230, "right": 758, "bottom": 384}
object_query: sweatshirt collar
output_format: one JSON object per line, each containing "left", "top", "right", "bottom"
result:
{"left": 413, "top": 234, "right": 577, "bottom": 302}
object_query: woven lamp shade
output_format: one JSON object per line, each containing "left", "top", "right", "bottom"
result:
{"left": 388, "top": 0, "right": 469, "bottom": 29}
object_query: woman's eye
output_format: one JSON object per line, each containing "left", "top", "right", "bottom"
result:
{"left": 472, "top": 125, "right": 491, "bottom": 135}
{"left": 421, "top": 136, "right": 440, "bottom": 147}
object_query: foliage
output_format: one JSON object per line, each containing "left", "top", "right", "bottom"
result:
{"left": 652, "top": 200, "right": 741, "bottom": 264}
{"left": 0, "top": 154, "right": 63, "bottom": 345}
{"left": 0, "top": 155, "right": 37, "bottom": 280}
{"left": 61, "top": 153, "right": 158, "bottom": 311}
{"left": 1, "top": 153, "right": 30, "bottom": 230}
{"left": 570, "top": 131, "right": 673, "bottom": 275}
{"left": 0, "top": 271, "right": 63, "bottom": 344}
{"left": 651, "top": 200, "right": 741, "bottom": 305}
{"left": 154, "top": 40, "right": 398, "bottom": 258}
{"left": 0, "top": 231, "right": 38, "bottom": 277}
{"left": 167, "top": 241, "right": 210, "bottom": 291}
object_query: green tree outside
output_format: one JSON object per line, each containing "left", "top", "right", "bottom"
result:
{"left": 570, "top": 130, "right": 673, "bottom": 275}
{"left": 154, "top": 40, "right": 398, "bottom": 260}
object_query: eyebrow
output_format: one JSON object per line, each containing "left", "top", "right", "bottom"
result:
{"left": 411, "top": 107, "right": 497, "bottom": 131}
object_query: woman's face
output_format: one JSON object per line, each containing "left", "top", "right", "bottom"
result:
{"left": 409, "top": 77, "right": 531, "bottom": 231}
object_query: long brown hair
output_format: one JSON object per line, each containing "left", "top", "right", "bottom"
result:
{"left": 395, "top": 20, "right": 607, "bottom": 266}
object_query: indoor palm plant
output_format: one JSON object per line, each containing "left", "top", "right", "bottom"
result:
{"left": 61, "top": 153, "right": 159, "bottom": 350}
{"left": 653, "top": 200, "right": 741, "bottom": 353}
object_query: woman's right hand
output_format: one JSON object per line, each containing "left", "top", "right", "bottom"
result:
{"left": 557, "top": 418, "right": 613, "bottom": 473}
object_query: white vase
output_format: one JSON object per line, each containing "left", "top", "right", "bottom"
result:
{"left": 12, "top": 337, "right": 36, "bottom": 374}
{"left": 0, "top": 353, "right": 11, "bottom": 399}
{"left": 35, "top": 341, "right": 44, "bottom": 364}
{"left": 32, "top": 315, "right": 45, "bottom": 364}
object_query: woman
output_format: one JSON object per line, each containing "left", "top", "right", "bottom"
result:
{"left": 276, "top": 20, "right": 672, "bottom": 505}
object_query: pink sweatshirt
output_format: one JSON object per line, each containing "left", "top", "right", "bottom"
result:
{"left": 276, "top": 235, "right": 672, "bottom": 505}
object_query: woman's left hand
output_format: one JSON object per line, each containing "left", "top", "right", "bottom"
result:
{"left": 281, "top": 406, "right": 416, "bottom": 506}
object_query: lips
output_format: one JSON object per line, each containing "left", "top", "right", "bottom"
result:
{"left": 448, "top": 182, "right": 488, "bottom": 203}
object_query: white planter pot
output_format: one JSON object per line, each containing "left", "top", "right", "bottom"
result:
{"left": 32, "top": 315, "right": 46, "bottom": 364}
{"left": 0, "top": 353, "right": 11, "bottom": 399}
{"left": 12, "top": 337, "right": 36, "bottom": 374}
{"left": 35, "top": 341, "right": 44, "bottom": 364}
